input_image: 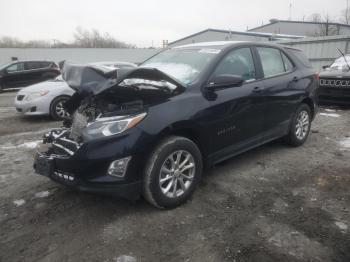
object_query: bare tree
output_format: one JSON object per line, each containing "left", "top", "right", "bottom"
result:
{"left": 308, "top": 13, "right": 322, "bottom": 23}
{"left": 306, "top": 13, "right": 339, "bottom": 36}
{"left": 340, "top": 8, "right": 350, "bottom": 24}
{"left": 73, "top": 27, "right": 135, "bottom": 48}
{"left": 0, "top": 28, "right": 136, "bottom": 48}
{"left": 0, "top": 36, "right": 51, "bottom": 48}
{"left": 0, "top": 36, "right": 24, "bottom": 48}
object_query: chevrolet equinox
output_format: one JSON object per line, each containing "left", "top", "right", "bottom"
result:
{"left": 34, "top": 41, "right": 318, "bottom": 208}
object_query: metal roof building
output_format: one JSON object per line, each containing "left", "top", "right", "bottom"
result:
{"left": 249, "top": 19, "right": 350, "bottom": 37}
{"left": 167, "top": 28, "right": 303, "bottom": 47}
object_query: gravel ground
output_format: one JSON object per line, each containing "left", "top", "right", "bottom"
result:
{"left": 0, "top": 91, "right": 349, "bottom": 262}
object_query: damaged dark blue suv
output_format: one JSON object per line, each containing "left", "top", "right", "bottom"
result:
{"left": 34, "top": 41, "right": 318, "bottom": 208}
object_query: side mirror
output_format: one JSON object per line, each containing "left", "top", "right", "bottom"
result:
{"left": 206, "top": 74, "right": 244, "bottom": 90}
{"left": 322, "top": 65, "right": 330, "bottom": 69}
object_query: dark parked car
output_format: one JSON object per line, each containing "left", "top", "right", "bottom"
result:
{"left": 0, "top": 60, "right": 60, "bottom": 91}
{"left": 34, "top": 41, "right": 318, "bottom": 208}
{"left": 318, "top": 55, "right": 350, "bottom": 105}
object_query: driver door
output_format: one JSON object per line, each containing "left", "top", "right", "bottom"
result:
{"left": 3, "top": 62, "right": 26, "bottom": 88}
{"left": 204, "top": 47, "right": 266, "bottom": 163}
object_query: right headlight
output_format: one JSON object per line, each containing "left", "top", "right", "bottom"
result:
{"left": 85, "top": 112, "right": 147, "bottom": 137}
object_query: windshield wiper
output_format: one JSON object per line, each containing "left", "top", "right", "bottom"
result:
{"left": 337, "top": 48, "right": 350, "bottom": 71}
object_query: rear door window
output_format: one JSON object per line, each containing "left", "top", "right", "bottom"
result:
{"left": 213, "top": 47, "right": 256, "bottom": 81}
{"left": 257, "top": 47, "right": 286, "bottom": 78}
{"left": 40, "top": 61, "right": 51, "bottom": 68}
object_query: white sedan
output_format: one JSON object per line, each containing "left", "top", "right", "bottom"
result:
{"left": 14, "top": 61, "right": 137, "bottom": 120}
{"left": 15, "top": 75, "right": 74, "bottom": 119}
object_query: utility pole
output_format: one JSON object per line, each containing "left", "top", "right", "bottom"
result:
{"left": 289, "top": 3, "right": 292, "bottom": 20}
{"left": 346, "top": 0, "right": 349, "bottom": 24}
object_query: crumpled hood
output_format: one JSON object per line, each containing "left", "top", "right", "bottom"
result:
{"left": 62, "top": 63, "right": 185, "bottom": 95}
{"left": 61, "top": 63, "right": 185, "bottom": 114}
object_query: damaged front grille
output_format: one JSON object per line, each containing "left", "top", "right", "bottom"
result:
{"left": 69, "top": 112, "right": 88, "bottom": 141}
{"left": 44, "top": 128, "right": 81, "bottom": 156}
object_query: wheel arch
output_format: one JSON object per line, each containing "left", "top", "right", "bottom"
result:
{"left": 301, "top": 97, "right": 316, "bottom": 119}
{"left": 155, "top": 124, "right": 209, "bottom": 169}
{"left": 49, "top": 94, "right": 71, "bottom": 118}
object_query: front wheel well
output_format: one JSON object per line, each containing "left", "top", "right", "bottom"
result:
{"left": 156, "top": 128, "right": 208, "bottom": 169}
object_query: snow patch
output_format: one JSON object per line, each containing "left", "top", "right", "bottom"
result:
{"left": 116, "top": 255, "right": 137, "bottom": 262}
{"left": 325, "top": 109, "right": 336, "bottom": 112}
{"left": 320, "top": 113, "right": 341, "bottom": 118}
{"left": 13, "top": 199, "right": 26, "bottom": 207}
{"left": 0, "top": 107, "right": 15, "bottom": 113}
{"left": 339, "top": 138, "right": 350, "bottom": 149}
{"left": 35, "top": 191, "right": 50, "bottom": 198}
{"left": 1, "top": 140, "right": 41, "bottom": 150}
{"left": 335, "top": 221, "right": 348, "bottom": 233}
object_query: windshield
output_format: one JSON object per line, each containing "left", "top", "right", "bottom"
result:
{"left": 141, "top": 48, "right": 220, "bottom": 85}
{"left": 0, "top": 62, "right": 13, "bottom": 70}
{"left": 330, "top": 55, "right": 350, "bottom": 70}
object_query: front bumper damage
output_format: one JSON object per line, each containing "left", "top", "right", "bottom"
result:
{"left": 33, "top": 128, "right": 143, "bottom": 200}
{"left": 33, "top": 63, "right": 184, "bottom": 200}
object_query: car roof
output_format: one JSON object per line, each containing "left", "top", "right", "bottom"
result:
{"left": 173, "top": 40, "right": 301, "bottom": 51}
{"left": 8, "top": 60, "right": 55, "bottom": 64}
{"left": 90, "top": 61, "right": 136, "bottom": 67}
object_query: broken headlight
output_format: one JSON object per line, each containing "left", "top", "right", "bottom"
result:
{"left": 85, "top": 112, "right": 147, "bottom": 137}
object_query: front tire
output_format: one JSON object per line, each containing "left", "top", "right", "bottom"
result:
{"left": 285, "top": 104, "right": 312, "bottom": 147}
{"left": 143, "top": 136, "right": 203, "bottom": 209}
{"left": 50, "top": 96, "right": 70, "bottom": 120}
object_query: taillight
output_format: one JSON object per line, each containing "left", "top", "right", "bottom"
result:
{"left": 315, "top": 72, "right": 320, "bottom": 81}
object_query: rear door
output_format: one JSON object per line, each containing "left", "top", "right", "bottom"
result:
{"left": 24, "top": 61, "right": 44, "bottom": 85}
{"left": 255, "top": 46, "right": 301, "bottom": 139}
{"left": 205, "top": 46, "right": 266, "bottom": 162}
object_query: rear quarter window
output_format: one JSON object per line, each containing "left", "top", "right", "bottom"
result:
{"left": 40, "top": 61, "right": 52, "bottom": 68}
{"left": 288, "top": 49, "right": 312, "bottom": 68}
{"left": 25, "top": 62, "right": 42, "bottom": 70}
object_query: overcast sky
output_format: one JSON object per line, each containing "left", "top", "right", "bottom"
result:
{"left": 0, "top": 0, "right": 347, "bottom": 47}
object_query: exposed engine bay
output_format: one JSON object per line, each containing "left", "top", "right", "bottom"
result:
{"left": 42, "top": 63, "right": 185, "bottom": 152}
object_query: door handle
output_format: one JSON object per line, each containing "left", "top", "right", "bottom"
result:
{"left": 292, "top": 76, "right": 299, "bottom": 82}
{"left": 252, "top": 86, "right": 263, "bottom": 93}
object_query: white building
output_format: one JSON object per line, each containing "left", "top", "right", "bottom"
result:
{"left": 168, "top": 28, "right": 302, "bottom": 47}
{"left": 249, "top": 19, "right": 350, "bottom": 37}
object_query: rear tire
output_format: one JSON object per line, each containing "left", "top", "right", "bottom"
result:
{"left": 143, "top": 136, "right": 203, "bottom": 209}
{"left": 50, "top": 96, "right": 70, "bottom": 120}
{"left": 284, "top": 104, "right": 312, "bottom": 147}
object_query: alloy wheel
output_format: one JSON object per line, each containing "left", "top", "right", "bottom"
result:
{"left": 159, "top": 150, "right": 196, "bottom": 198}
{"left": 55, "top": 100, "right": 69, "bottom": 118}
{"left": 295, "top": 110, "right": 309, "bottom": 140}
